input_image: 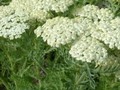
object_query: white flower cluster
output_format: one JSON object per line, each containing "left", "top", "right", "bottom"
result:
{"left": 97, "top": 8, "right": 114, "bottom": 21}
{"left": 35, "top": 17, "right": 78, "bottom": 47}
{"left": 34, "top": 16, "right": 95, "bottom": 47}
{"left": 34, "top": 5, "right": 120, "bottom": 63}
{"left": 9, "top": 0, "right": 51, "bottom": 21}
{"left": 72, "top": 5, "right": 120, "bottom": 49}
{"left": 36, "top": 0, "right": 74, "bottom": 12}
{"left": 1, "top": 1, "right": 119, "bottom": 64}
{"left": 73, "top": 17, "right": 94, "bottom": 36}
{"left": 0, "top": 11, "right": 29, "bottom": 40}
{"left": 72, "top": 5, "right": 99, "bottom": 20}
{"left": 91, "top": 17, "right": 120, "bottom": 49}
{"left": 0, "top": 6, "right": 14, "bottom": 19}
{"left": 69, "top": 36, "right": 107, "bottom": 63}
{"left": 9, "top": 0, "right": 74, "bottom": 21}
{"left": 72, "top": 5, "right": 114, "bottom": 21}
{"left": 69, "top": 5, "right": 119, "bottom": 63}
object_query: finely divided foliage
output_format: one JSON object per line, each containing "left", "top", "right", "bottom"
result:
{"left": 0, "top": 0, "right": 120, "bottom": 62}
{"left": 35, "top": 4, "right": 120, "bottom": 64}
{"left": 0, "top": 0, "right": 120, "bottom": 90}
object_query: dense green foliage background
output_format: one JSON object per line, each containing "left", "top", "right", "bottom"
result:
{"left": 0, "top": 0, "right": 120, "bottom": 90}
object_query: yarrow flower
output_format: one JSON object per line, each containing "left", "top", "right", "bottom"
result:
{"left": 34, "top": 4, "right": 120, "bottom": 64}
{"left": 72, "top": 5, "right": 99, "bottom": 20}
{"left": 69, "top": 36, "right": 108, "bottom": 63}
{"left": 9, "top": 0, "right": 51, "bottom": 21}
{"left": 9, "top": 0, "right": 74, "bottom": 21}
{"left": 34, "top": 16, "right": 95, "bottom": 48}
{"left": 72, "top": 5, "right": 114, "bottom": 21}
{"left": 35, "top": 17, "right": 78, "bottom": 47}
{"left": 35, "top": 0, "right": 74, "bottom": 12}
{"left": 10, "top": 0, "right": 74, "bottom": 12}
{"left": 73, "top": 17, "right": 94, "bottom": 36}
{"left": 72, "top": 5, "right": 120, "bottom": 50}
{"left": 1, "top": 2, "right": 119, "bottom": 64}
{"left": 91, "top": 17, "right": 120, "bottom": 49}
{"left": 96, "top": 8, "right": 114, "bottom": 21}
{"left": 0, "top": 6, "right": 14, "bottom": 19}
{"left": 69, "top": 5, "right": 120, "bottom": 63}
{"left": 0, "top": 10, "right": 29, "bottom": 40}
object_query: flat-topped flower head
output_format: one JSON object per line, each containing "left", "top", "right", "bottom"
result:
{"left": 9, "top": 0, "right": 51, "bottom": 21}
{"left": 91, "top": 17, "right": 120, "bottom": 49}
{"left": 73, "top": 17, "right": 95, "bottom": 36}
{"left": 72, "top": 5, "right": 114, "bottom": 22}
{"left": 36, "top": 0, "right": 74, "bottom": 12}
{"left": 0, "top": 11, "right": 29, "bottom": 40}
{"left": 9, "top": 0, "right": 74, "bottom": 21}
{"left": 36, "top": 17, "right": 78, "bottom": 47}
{"left": 0, "top": 6, "right": 14, "bottom": 19}
{"left": 72, "top": 5, "right": 120, "bottom": 50}
{"left": 69, "top": 36, "right": 108, "bottom": 63}
{"left": 72, "top": 5, "right": 99, "bottom": 20}
{"left": 96, "top": 8, "right": 114, "bottom": 21}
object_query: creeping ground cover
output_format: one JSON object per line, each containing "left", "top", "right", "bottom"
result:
{"left": 0, "top": 0, "right": 120, "bottom": 90}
